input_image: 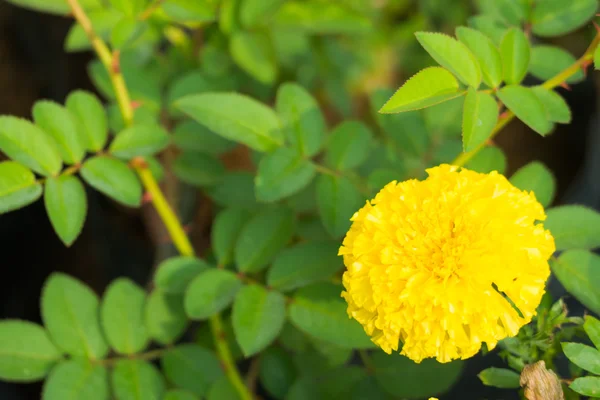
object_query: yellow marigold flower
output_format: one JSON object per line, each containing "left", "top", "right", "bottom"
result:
{"left": 340, "top": 164, "right": 555, "bottom": 363}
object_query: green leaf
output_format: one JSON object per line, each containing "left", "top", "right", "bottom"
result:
{"left": 311, "top": 339, "right": 353, "bottom": 368}
{"left": 0, "top": 320, "right": 61, "bottom": 382}
{"left": 177, "top": 93, "right": 283, "bottom": 152}
{"left": 240, "top": 0, "right": 284, "bottom": 26}
{"left": 80, "top": 156, "right": 142, "bottom": 207}
{"left": 324, "top": 121, "right": 373, "bottom": 171}
{"left": 65, "top": 9, "right": 122, "bottom": 52}
{"left": 161, "top": 0, "right": 217, "bottom": 23}
{"left": 372, "top": 352, "right": 464, "bottom": 397}
{"left": 0, "top": 161, "right": 42, "bottom": 214}
{"left": 497, "top": 85, "right": 553, "bottom": 135}
{"left": 456, "top": 26, "right": 503, "bottom": 89}
{"left": 109, "top": 0, "right": 148, "bottom": 16}
{"left": 146, "top": 156, "right": 165, "bottom": 182}
{"left": 287, "top": 366, "right": 366, "bottom": 399}
{"left": 42, "top": 359, "right": 109, "bottom": 400}
{"left": 317, "top": 174, "right": 363, "bottom": 239}
{"left": 273, "top": 1, "right": 371, "bottom": 34}
{"left": 288, "top": 283, "right": 374, "bottom": 349}
{"left": 101, "top": 278, "right": 148, "bottom": 355}
{"left": 164, "top": 390, "right": 198, "bottom": 400}
{"left": 379, "top": 67, "right": 463, "bottom": 113}
{"left": 155, "top": 257, "right": 210, "bottom": 294}
{"left": 255, "top": 147, "right": 316, "bottom": 202}
{"left": 0, "top": 116, "right": 62, "bottom": 176}
{"left": 172, "top": 152, "right": 224, "bottom": 187}
{"left": 65, "top": 90, "right": 108, "bottom": 152}
{"left": 207, "top": 376, "right": 242, "bottom": 400}
{"left": 161, "top": 345, "right": 222, "bottom": 397}
{"left": 595, "top": 46, "right": 600, "bottom": 70}
{"left": 349, "top": 376, "right": 391, "bottom": 400}
{"left": 468, "top": 15, "right": 508, "bottom": 46}
{"left": 234, "top": 206, "right": 295, "bottom": 273}
{"left": 167, "top": 72, "right": 218, "bottom": 112}
{"left": 509, "top": 161, "right": 556, "bottom": 207}
{"left": 462, "top": 88, "right": 498, "bottom": 152}
{"left": 532, "top": 0, "right": 598, "bottom": 37}
{"left": 531, "top": 86, "right": 571, "bottom": 125}
{"left": 415, "top": 32, "right": 481, "bottom": 87}
{"left": 562, "top": 342, "right": 600, "bottom": 374}
{"left": 41, "top": 273, "right": 109, "bottom": 359}
{"left": 206, "top": 172, "right": 259, "bottom": 209}
{"left": 477, "top": 0, "right": 528, "bottom": 26}
{"left": 230, "top": 31, "right": 277, "bottom": 84}
{"left": 570, "top": 376, "right": 600, "bottom": 397}
{"left": 267, "top": 241, "right": 343, "bottom": 292}
{"left": 500, "top": 28, "right": 530, "bottom": 85}
{"left": 112, "top": 359, "right": 165, "bottom": 400}
{"left": 44, "top": 175, "right": 87, "bottom": 246}
{"left": 5, "top": 0, "right": 102, "bottom": 14}
{"left": 259, "top": 346, "right": 296, "bottom": 399}
{"left": 110, "top": 124, "right": 169, "bottom": 159}
{"left": 212, "top": 208, "right": 253, "bottom": 267}
{"left": 585, "top": 316, "right": 600, "bottom": 350}
{"left": 145, "top": 290, "right": 188, "bottom": 345}
{"left": 552, "top": 250, "right": 600, "bottom": 315}
{"left": 184, "top": 269, "right": 242, "bottom": 319}
{"left": 545, "top": 205, "right": 600, "bottom": 250}
{"left": 478, "top": 367, "right": 521, "bottom": 389}
{"left": 530, "top": 46, "right": 585, "bottom": 84}
{"left": 465, "top": 146, "right": 507, "bottom": 174}
{"left": 110, "top": 18, "right": 148, "bottom": 49}
{"left": 172, "top": 121, "right": 235, "bottom": 156}
{"left": 32, "top": 100, "right": 85, "bottom": 165}
{"left": 195, "top": 315, "right": 243, "bottom": 361}
{"left": 232, "top": 285, "right": 286, "bottom": 356}
{"left": 276, "top": 82, "right": 325, "bottom": 157}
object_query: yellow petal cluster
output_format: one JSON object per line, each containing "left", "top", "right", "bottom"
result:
{"left": 340, "top": 164, "right": 555, "bottom": 363}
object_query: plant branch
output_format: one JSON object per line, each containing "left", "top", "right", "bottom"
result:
{"left": 451, "top": 29, "right": 600, "bottom": 168}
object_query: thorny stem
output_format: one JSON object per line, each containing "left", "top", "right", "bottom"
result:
{"left": 451, "top": 29, "right": 600, "bottom": 168}
{"left": 65, "top": 1, "right": 253, "bottom": 399}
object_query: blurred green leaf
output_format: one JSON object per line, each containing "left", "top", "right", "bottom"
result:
{"left": 595, "top": 46, "right": 600, "bottom": 70}
{"left": 532, "top": 0, "right": 597, "bottom": 37}
{"left": 164, "top": 390, "right": 199, "bottom": 400}
{"left": 172, "top": 121, "right": 235, "bottom": 155}
{"left": 585, "top": 316, "right": 600, "bottom": 350}
{"left": 324, "top": 121, "right": 373, "bottom": 171}
{"left": 65, "top": 9, "right": 122, "bottom": 52}
{"left": 530, "top": 46, "right": 585, "bottom": 84}
{"left": 0, "top": 161, "right": 42, "bottom": 214}
{"left": 500, "top": 28, "right": 530, "bottom": 85}
{"left": 286, "top": 180, "right": 318, "bottom": 213}
{"left": 196, "top": 314, "right": 244, "bottom": 360}
{"left": 0, "top": 320, "right": 61, "bottom": 382}
{"left": 570, "top": 376, "right": 600, "bottom": 397}
{"left": 456, "top": 27, "right": 503, "bottom": 89}
{"left": 316, "top": 174, "right": 362, "bottom": 239}
{"left": 562, "top": 342, "right": 600, "bottom": 374}
{"left": 532, "top": 86, "right": 571, "bottom": 125}
{"left": 477, "top": 0, "right": 527, "bottom": 26}
{"left": 497, "top": 85, "right": 553, "bottom": 135}
{"left": 212, "top": 208, "right": 253, "bottom": 267}
{"left": 80, "top": 156, "right": 142, "bottom": 207}
{"left": 173, "top": 152, "right": 224, "bottom": 187}
{"left": 350, "top": 376, "right": 391, "bottom": 400}
{"left": 110, "top": 124, "right": 170, "bottom": 159}
{"left": 462, "top": 88, "right": 498, "bottom": 152}
{"left": 109, "top": 0, "right": 148, "bottom": 16}
{"left": 259, "top": 346, "right": 296, "bottom": 399}
{"left": 65, "top": 90, "right": 108, "bottom": 152}
{"left": 552, "top": 250, "right": 600, "bottom": 315}
{"left": 5, "top": 0, "right": 101, "bottom": 14}
{"left": 111, "top": 18, "right": 148, "bottom": 49}
{"left": 43, "top": 360, "right": 108, "bottom": 400}
{"left": 287, "top": 366, "right": 366, "bottom": 399}
{"left": 167, "top": 72, "right": 217, "bottom": 113}
{"left": 41, "top": 273, "right": 108, "bottom": 359}
{"left": 161, "top": 345, "right": 222, "bottom": 397}
{"left": 311, "top": 338, "right": 352, "bottom": 367}
{"left": 468, "top": 15, "right": 508, "bottom": 45}
{"left": 207, "top": 376, "right": 242, "bottom": 400}
{"left": 465, "top": 146, "right": 506, "bottom": 174}
{"left": 423, "top": 96, "right": 465, "bottom": 139}
{"left": 161, "top": 0, "right": 217, "bottom": 23}
{"left": 185, "top": 269, "right": 242, "bottom": 319}
{"left": 0, "top": 116, "right": 62, "bottom": 176}
{"left": 279, "top": 322, "right": 311, "bottom": 352}
{"left": 545, "top": 206, "right": 600, "bottom": 250}
{"left": 112, "top": 359, "right": 165, "bottom": 400}
{"left": 230, "top": 31, "right": 277, "bottom": 85}
{"left": 273, "top": 1, "right": 371, "bottom": 34}
{"left": 240, "top": 0, "right": 284, "bottom": 26}
{"left": 155, "top": 256, "right": 210, "bottom": 294}
{"left": 509, "top": 161, "right": 556, "bottom": 207}
{"left": 206, "top": 172, "right": 259, "bottom": 209}
{"left": 478, "top": 367, "right": 520, "bottom": 389}
{"left": 145, "top": 290, "right": 188, "bottom": 345}
{"left": 234, "top": 206, "right": 295, "bottom": 273}
{"left": 44, "top": 176, "right": 87, "bottom": 246}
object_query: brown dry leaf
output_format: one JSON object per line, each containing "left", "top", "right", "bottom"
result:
{"left": 520, "top": 361, "right": 564, "bottom": 400}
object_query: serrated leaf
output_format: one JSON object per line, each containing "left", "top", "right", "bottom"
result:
{"left": 206, "top": 172, "right": 259, "bottom": 209}
{"left": 155, "top": 257, "right": 210, "bottom": 294}
{"left": 509, "top": 161, "right": 556, "bottom": 207}
{"left": 42, "top": 359, "right": 109, "bottom": 400}
{"left": 110, "top": 124, "right": 170, "bottom": 159}
{"left": 552, "top": 250, "right": 600, "bottom": 315}
{"left": 65, "top": 9, "right": 122, "bottom": 52}
{"left": 462, "top": 88, "right": 498, "bottom": 152}
{"left": 255, "top": 147, "right": 316, "bottom": 202}
{"left": 585, "top": 316, "right": 600, "bottom": 350}
{"left": 41, "top": 273, "right": 109, "bottom": 359}
{"left": 230, "top": 31, "right": 277, "bottom": 84}
{"left": 0, "top": 161, "right": 42, "bottom": 214}
{"left": 145, "top": 290, "right": 187, "bottom": 345}
{"left": 112, "top": 359, "right": 165, "bottom": 400}
{"left": 532, "top": 0, "right": 598, "bottom": 37}
{"left": 161, "top": 345, "right": 222, "bottom": 397}
{"left": 259, "top": 347, "right": 296, "bottom": 399}
{"left": 232, "top": 285, "right": 286, "bottom": 356}
{"left": 0, "top": 320, "right": 62, "bottom": 382}
{"left": 32, "top": 100, "right": 85, "bottom": 165}
{"left": 65, "top": 90, "right": 108, "bottom": 152}
{"left": 109, "top": 0, "right": 148, "bottom": 16}
{"left": 0, "top": 116, "right": 62, "bottom": 176}
{"left": 545, "top": 205, "right": 600, "bottom": 250}
{"left": 379, "top": 67, "right": 463, "bottom": 113}
{"left": 532, "top": 86, "right": 571, "bottom": 124}
{"left": 177, "top": 92, "right": 283, "bottom": 152}
{"left": 5, "top": 0, "right": 102, "bottom": 14}
{"left": 80, "top": 156, "right": 142, "bottom": 207}
{"left": 212, "top": 208, "right": 253, "bottom": 267}
{"left": 497, "top": 85, "right": 553, "bottom": 135}
{"left": 273, "top": 1, "right": 371, "bottom": 34}
{"left": 570, "top": 376, "right": 600, "bottom": 397}
{"left": 530, "top": 46, "right": 585, "bottom": 84}
{"left": 173, "top": 152, "right": 224, "bottom": 187}
{"left": 316, "top": 174, "right": 363, "bottom": 239}
{"left": 456, "top": 27, "right": 503, "bottom": 88}
{"left": 184, "top": 269, "right": 242, "bottom": 319}
{"left": 267, "top": 241, "right": 343, "bottom": 292}
{"left": 562, "top": 342, "right": 600, "bottom": 374}
{"left": 276, "top": 82, "right": 325, "bottom": 157}
{"left": 465, "top": 146, "right": 507, "bottom": 174}
{"left": 101, "top": 278, "right": 148, "bottom": 355}
{"left": 288, "top": 283, "right": 374, "bottom": 349}
{"left": 500, "top": 28, "right": 530, "bottom": 85}
{"left": 44, "top": 175, "right": 87, "bottom": 246}
{"left": 478, "top": 367, "right": 521, "bottom": 389}
{"left": 324, "top": 121, "right": 373, "bottom": 171}
{"left": 234, "top": 206, "right": 295, "bottom": 273}
{"left": 164, "top": 390, "right": 199, "bottom": 400}
{"left": 415, "top": 32, "right": 481, "bottom": 87}
{"left": 172, "top": 121, "right": 235, "bottom": 155}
